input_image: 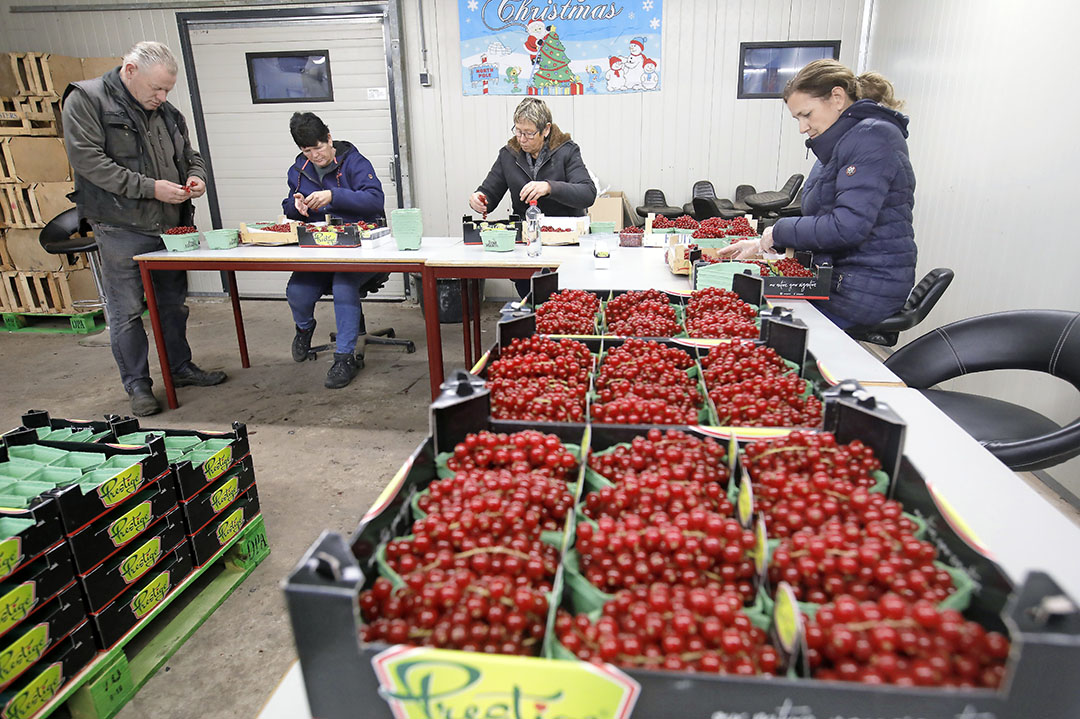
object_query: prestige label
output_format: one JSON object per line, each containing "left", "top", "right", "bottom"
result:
{"left": 107, "top": 501, "right": 153, "bottom": 548}
{"left": 372, "top": 645, "right": 640, "bottom": 719}
{"left": 0, "top": 624, "right": 49, "bottom": 685}
{"left": 0, "top": 538, "right": 23, "bottom": 582}
{"left": 1, "top": 662, "right": 62, "bottom": 719}
{"left": 313, "top": 231, "right": 338, "bottom": 245}
{"left": 201, "top": 447, "right": 233, "bottom": 483}
{"left": 214, "top": 508, "right": 245, "bottom": 547}
{"left": 120, "top": 536, "right": 163, "bottom": 585}
{"left": 96, "top": 463, "right": 145, "bottom": 507}
{"left": 209, "top": 477, "right": 239, "bottom": 514}
{"left": 0, "top": 584, "right": 36, "bottom": 637}
{"left": 130, "top": 571, "right": 171, "bottom": 620}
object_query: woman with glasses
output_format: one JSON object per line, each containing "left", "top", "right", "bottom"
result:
{"left": 468, "top": 97, "right": 596, "bottom": 225}
{"left": 719, "top": 60, "right": 916, "bottom": 330}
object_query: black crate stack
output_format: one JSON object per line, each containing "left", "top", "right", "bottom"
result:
{"left": 0, "top": 410, "right": 262, "bottom": 715}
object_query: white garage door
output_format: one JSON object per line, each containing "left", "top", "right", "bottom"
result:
{"left": 188, "top": 15, "right": 403, "bottom": 297}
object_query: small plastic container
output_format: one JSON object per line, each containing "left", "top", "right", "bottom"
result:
{"left": 390, "top": 208, "right": 423, "bottom": 250}
{"left": 160, "top": 231, "right": 201, "bottom": 252}
{"left": 204, "top": 228, "right": 240, "bottom": 250}
{"left": 589, "top": 221, "right": 616, "bottom": 234}
{"left": 480, "top": 229, "right": 517, "bottom": 252}
{"left": 618, "top": 229, "right": 644, "bottom": 247}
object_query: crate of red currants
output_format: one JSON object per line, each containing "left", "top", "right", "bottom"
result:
{"left": 284, "top": 380, "right": 1080, "bottom": 719}
{"left": 692, "top": 249, "right": 834, "bottom": 300}
{"left": 297, "top": 220, "right": 388, "bottom": 248}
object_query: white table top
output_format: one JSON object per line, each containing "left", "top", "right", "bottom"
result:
{"left": 134, "top": 235, "right": 463, "bottom": 264}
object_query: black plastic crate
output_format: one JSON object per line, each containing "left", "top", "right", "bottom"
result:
{"left": 188, "top": 484, "right": 261, "bottom": 567}
{"left": 179, "top": 455, "right": 256, "bottom": 535}
{"left": 0, "top": 580, "right": 86, "bottom": 691}
{"left": 0, "top": 542, "right": 76, "bottom": 642}
{"left": 0, "top": 620, "right": 96, "bottom": 719}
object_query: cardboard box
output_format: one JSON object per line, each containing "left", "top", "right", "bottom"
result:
{"left": 238, "top": 220, "right": 297, "bottom": 246}
{"left": 4, "top": 228, "right": 86, "bottom": 272}
{"left": 40, "top": 54, "right": 83, "bottom": 96}
{"left": 79, "top": 57, "right": 121, "bottom": 82}
{"left": 0, "top": 137, "right": 70, "bottom": 182}
{"left": 588, "top": 190, "right": 636, "bottom": 232}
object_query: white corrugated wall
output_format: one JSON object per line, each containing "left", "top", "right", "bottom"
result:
{"left": 866, "top": 0, "right": 1080, "bottom": 493}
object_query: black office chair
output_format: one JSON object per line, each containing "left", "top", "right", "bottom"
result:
{"left": 306, "top": 273, "right": 416, "bottom": 367}
{"left": 683, "top": 180, "right": 718, "bottom": 217}
{"left": 38, "top": 208, "right": 105, "bottom": 313}
{"left": 884, "top": 310, "right": 1080, "bottom": 471}
{"left": 777, "top": 188, "right": 803, "bottom": 217}
{"left": 635, "top": 189, "right": 684, "bottom": 219}
{"left": 691, "top": 197, "right": 746, "bottom": 221}
{"left": 744, "top": 174, "right": 805, "bottom": 220}
{"left": 845, "top": 268, "right": 954, "bottom": 347}
{"left": 731, "top": 184, "right": 756, "bottom": 213}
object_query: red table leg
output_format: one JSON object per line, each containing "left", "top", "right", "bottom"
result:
{"left": 470, "top": 279, "right": 483, "bottom": 359}
{"left": 460, "top": 279, "right": 472, "bottom": 369}
{"left": 423, "top": 268, "right": 445, "bottom": 399}
{"left": 140, "top": 262, "right": 178, "bottom": 409}
{"left": 226, "top": 270, "right": 250, "bottom": 369}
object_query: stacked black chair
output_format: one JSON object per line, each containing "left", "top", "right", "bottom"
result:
{"left": 884, "top": 309, "right": 1080, "bottom": 471}
{"left": 777, "top": 188, "right": 803, "bottom": 217}
{"left": 744, "top": 174, "right": 804, "bottom": 221}
{"left": 683, "top": 180, "right": 718, "bottom": 218}
{"left": 635, "top": 189, "right": 684, "bottom": 219}
{"left": 732, "top": 184, "right": 756, "bottom": 214}
{"left": 845, "top": 268, "right": 954, "bottom": 347}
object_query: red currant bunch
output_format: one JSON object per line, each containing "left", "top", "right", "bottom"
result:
{"left": 774, "top": 257, "right": 815, "bottom": 277}
{"left": 583, "top": 473, "right": 733, "bottom": 522}
{"left": 576, "top": 513, "right": 758, "bottom": 602}
{"left": 805, "top": 593, "right": 1010, "bottom": 687}
{"left": 589, "top": 428, "right": 729, "bottom": 485}
{"left": 536, "top": 289, "right": 600, "bottom": 335}
{"left": 261, "top": 223, "right": 292, "bottom": 232}
{"left": 605, "top": 290, "right": 679, "bottom": 337}
{"left": 769, "top": 524, "right": 955, "bottom": 605}
{"left": 685, "top": 287, "right": 760, "bottom": 339}
{"left": 692, "top": 217, "right": 732, "bottom": 239}
{"left": 163, "top": 226, "right": 197, "bottom": 234}
{"left": 709, "top": 374, "right": 823, "bottom": 427}
{"left": 727, "top": 217, "right": 757, "bottom": 237}
{"left": 700, "top": 342, "right": 792, "bottom": 382}
{"left": 592, "top": 341, "right": 702, "bottom": 425}
{"left": 555, "top": 585, "right": 779, "bottom": 674}
{"left": 448, "top": 429, "right": 578, "bottom": 479}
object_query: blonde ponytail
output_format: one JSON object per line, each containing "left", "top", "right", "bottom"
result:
{"left": 855, "top": 72, "right": 904, "bottom": 110}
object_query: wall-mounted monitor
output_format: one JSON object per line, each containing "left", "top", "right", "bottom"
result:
{"left": 246, "top": 50, "right": 334, "bottom": 104}
{"left": 738, "top": 41, "right": 841, "bottom": 99}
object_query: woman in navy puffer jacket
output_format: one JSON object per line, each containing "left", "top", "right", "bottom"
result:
{"left": 722, "top": 60, "right": 916, "bottom": 329}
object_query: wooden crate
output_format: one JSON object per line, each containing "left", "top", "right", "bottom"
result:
{"left": 0, "top": 53, "right": 38, "bottom": 97}
{"left": 0, "top": 181, "right": 74, "bottom": 229}
{"left": 0, "top": 268, "right": 97, "bottom": 313}
{"left": 4, "top": 227, "right": 87, "bottom": 271}
{"left": 0, "top": 95, "right": 61, "bottom": 137}
{"left": 0, "top": 136, "right": 70, "bottom": 182}
{"left": 0, "top": 232, "right": 11, "bottom": 271}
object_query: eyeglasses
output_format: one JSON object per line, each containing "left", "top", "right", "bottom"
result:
{"left": 512, "top": 127, "right": 542, "bottom": 139}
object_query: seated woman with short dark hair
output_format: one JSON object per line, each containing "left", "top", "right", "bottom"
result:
{"left": 282, "top": 111, "right": 385, "bottom": 389}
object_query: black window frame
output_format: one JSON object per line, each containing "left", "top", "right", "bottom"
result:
{"left": 245, "top": 49, "right": 335, "bottom": 104}
{"left": 737, "top": 41, "right": 841, "bottom": 100}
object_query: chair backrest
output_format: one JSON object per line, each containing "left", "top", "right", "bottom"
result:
{"left": 901, "top": 268, "right": 953, "bottom": 316}
{"left": 692, "top": 197, "right": 720, "bottom": 220}
{"left": 643, "top": 189, "right": 668, "bottom": 207}
{"left": 734, "top": 184, "right": 756, "bottom": 202}
{"left": 39, "top": 208, "right": 94, "bottom": 255}
{"left": 779, "top": 174, "right": 804, "bottom": 201}
{"left": 885, "top": 310, "right": 1080, "bottom": 391}
{"left": 691, "top": 181, "right": 716, "bottom": 201}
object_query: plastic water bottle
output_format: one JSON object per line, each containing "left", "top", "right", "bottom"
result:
{"left": 525, "top": 201, "right": 542, "bottom": 257}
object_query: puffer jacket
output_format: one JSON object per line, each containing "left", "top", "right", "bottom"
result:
{"left": 281, "top": 140, "right": 384, "bottom": 224}
{"left": 476, "top": 124, "right": 596, "bottom": 217}
{"left": 772, "top": 99, "right": 917, "bottom": 328}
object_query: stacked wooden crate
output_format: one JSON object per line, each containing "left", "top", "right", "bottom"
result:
{"left": 0, "top": 52, "right": 119, "bottom": 316}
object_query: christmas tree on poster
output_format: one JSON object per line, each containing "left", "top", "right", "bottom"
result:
{"left": 532, "top": 29, "right": 580, "bottom": 87}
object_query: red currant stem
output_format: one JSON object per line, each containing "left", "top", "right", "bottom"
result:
{"left": 416, "top": 546, "right": 535, "bottom": 573}
{"left": 839, "top": 618, "right": 920, "bottom": 632}
{"left": 748, "top": 445, "right": 837, "bottom": 462}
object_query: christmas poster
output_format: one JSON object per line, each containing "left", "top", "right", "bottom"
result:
{"left": 459, "top": 0, "right": 664, "bottom": 96}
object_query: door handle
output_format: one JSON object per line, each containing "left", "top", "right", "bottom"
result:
{"left": 388, "top": 158, "right": 397, "bottom": 183}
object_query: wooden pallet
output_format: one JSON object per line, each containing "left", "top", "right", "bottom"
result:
{"left": 1, "top": 181, "right": 74, "bottom": 229}
{"left": 27, "top": 515, "right": 270, "bottom": 719}
{"left": 0, "top": 136, "right": 71, "bottom": 183}
{"left": 2, "top": 309, "right": 103, "bottom": 334}
{"left": 1, "top": 269, "right": 98, "bottom": 314}
{"left": 0, "top": 233, "right": 11, "bottom": 270}
{"left": 0, "top": 96, "right": 61, "bottom": 137}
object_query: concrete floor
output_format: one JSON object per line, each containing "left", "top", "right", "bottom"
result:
{"left": 0, "top": 296, "right": 497, "bottom": 719}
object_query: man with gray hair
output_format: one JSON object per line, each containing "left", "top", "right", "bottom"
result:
{"left": 63, "top": 41, "right": 226, "bottom": 416}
